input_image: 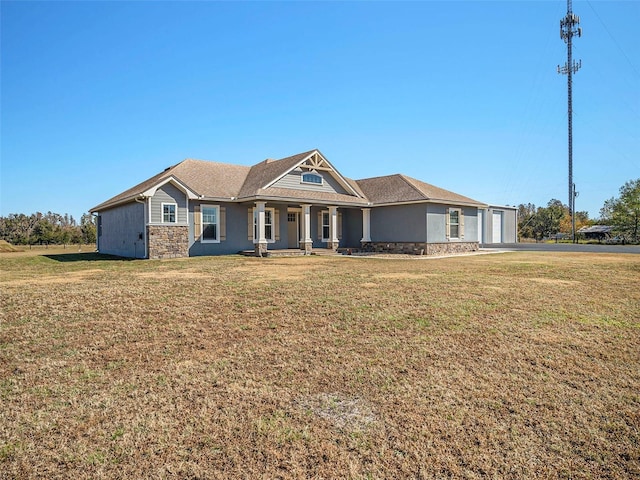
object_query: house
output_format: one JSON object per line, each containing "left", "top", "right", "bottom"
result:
{"left": 90, "top": 149, "right": 517, "bottom": 259}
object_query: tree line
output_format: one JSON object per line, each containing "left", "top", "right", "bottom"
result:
{"left": 518, "top": 178, "right": 639, "bottom": 243}
{"left": 0, "top": 212, "right": 96, "bottom": 246}
{"left": 1, "top": 179, "right": 637, "bottom": 246}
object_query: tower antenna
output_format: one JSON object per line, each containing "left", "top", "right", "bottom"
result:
{"left": 557, "top": 0, "right": 582, "bottom": 242}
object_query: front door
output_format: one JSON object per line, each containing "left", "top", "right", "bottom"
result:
{"left": 287, "top": 211, "right": 299, "bottom": 248}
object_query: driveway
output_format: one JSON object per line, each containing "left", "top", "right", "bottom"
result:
{"left": 481, "top": 243, "right": 640, "bottom": 254}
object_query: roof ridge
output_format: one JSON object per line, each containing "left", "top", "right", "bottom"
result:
{"left": 397, "top": 174, "right": 430, "bottom": 200}
{"left": 181, "top": 158, "right": 251, "bottom": 168}
{"left": 356, "top": 173, "right": 403, "bottom": 182}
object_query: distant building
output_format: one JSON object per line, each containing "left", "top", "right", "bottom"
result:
{"left": 577, "top": 225, "right": 613, "bottom": 241}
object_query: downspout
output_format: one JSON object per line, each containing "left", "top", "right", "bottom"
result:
{"left": 425, "top": 204, "right": 429, "bottom": 256}
{"left": 135, "top": 196, "right": 148, "bottom": 259}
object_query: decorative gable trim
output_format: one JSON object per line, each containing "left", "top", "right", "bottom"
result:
{"left": 262, "top": 150, "right": 363, "bottom": 199}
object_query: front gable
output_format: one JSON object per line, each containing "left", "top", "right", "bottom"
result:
{"left": 263, "top": 150, "right": 363, "bottom": 199}
{"left": 142, "top": 175, "right": 199, "bottom": 200}
{"left": 149, "top": 182, "right": 189, "bottom": 224}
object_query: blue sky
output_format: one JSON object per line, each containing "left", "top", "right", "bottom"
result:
{"left": 1, "top": 0, "right": 638, "bottom": 221}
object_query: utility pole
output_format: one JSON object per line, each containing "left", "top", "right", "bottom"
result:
{"left": 558, "top": 0, "right": 582, "bottom": 242}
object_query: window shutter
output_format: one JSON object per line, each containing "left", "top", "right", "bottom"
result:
{"left": 445, "top": 208, "right": 451, "bottom": 240}
{"left": 220, "top": 207, "right": 226, "bottom": 241}
{"left": 274, "top": 209, "right": 280, "bottom": 241}
{"left": 194, "top": 205, "right": 202, "bottom": 240}
{"left": 460, "top": 209, "right": 465, "bottom": 239}
{"left": 248, "top": 208, "right": 254, "bottom": 241}
{"left": 338, "top": 212, "right": 343, "bottom": 240}
{"left": 317, "top": 211, "right": 322, "bottom": 239}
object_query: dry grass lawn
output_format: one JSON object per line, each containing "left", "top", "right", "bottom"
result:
{"left": 1, "top": 249, "right": 639, "bottom": 479}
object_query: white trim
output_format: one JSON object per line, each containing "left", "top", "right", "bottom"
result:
{"left": 200, "top": 204, "right": 221, "bottom": 243}
{"left": 301, "top": 204, "right": 312, "bottom": 243}
{"left": 372, "top": 199, "right": 488, "bottom": 208}
{"left": 321, "top": 210, "right": 330, "bottom": 242}
{"left": 161, "top": 202, "right": 178, "bottom": 224}
{"left": 301, "top": 172, "right": 323, "bottom": 186}
{"left": 262, "top": 150, "right": 364, "bottom": 198}
{"left": 361, "top": 208, "right": 371, "bottom": 242}
{"left": 237, "top": 195, "right": 368, "bottom": 207}
{"left": 329, "top": 206, "right": 339, "bottom": 243}
{"left": 142, "top": 176, "right": 199, "bottom": 200}
{"left": 252, "top": 205, "right": 276, "bottom": 244}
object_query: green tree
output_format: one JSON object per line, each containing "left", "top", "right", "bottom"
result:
{"left": 528, "top": 199, "right": 567, "bottom": 241}
{"left": 600, "top": 179, "right": 640, "bottom": 243}
{"left": 517, "top": 203, "right": 537, "bottom": 239}
{"left": 81, "top": 213, "right": 97, "bottom": 245}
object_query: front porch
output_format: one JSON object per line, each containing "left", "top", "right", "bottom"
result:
{"left": 249, "top": 202, "right": 371, "bottom": 257}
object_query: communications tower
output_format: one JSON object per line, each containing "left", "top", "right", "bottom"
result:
{"left": 557, "top": 0, "right": 582, "bottom": 242}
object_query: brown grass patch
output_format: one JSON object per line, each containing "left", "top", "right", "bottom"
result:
{"left": 1, "top": 251, "right": 639, "bottom": 478}
{"left": 0, "top": 240, "right": 22, "bottom": 253}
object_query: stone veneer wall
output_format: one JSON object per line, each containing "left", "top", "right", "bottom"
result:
{"left": 148, "top": 225, "right": 189, "bottom": 259}
{"left": 361, "top": 241, "right": 478, "bottom": 256}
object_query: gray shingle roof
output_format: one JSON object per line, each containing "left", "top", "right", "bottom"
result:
{"left": 237, "top": 150, "right": 317, "bottom": 199}
{"left": 91, "top": 151, "right": 486, "bottom": 212}
{"left": 356, "top": 174, "right": 486, "bottom": 207}
{"left": 91, "top": 159, "right": 250, "bottom": 211}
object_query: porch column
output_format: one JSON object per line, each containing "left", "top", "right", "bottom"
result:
{"left": 299, "top": 204, "right": 313, "bottom": 254}
{"left": 361, "top": 208, "right": 371, "bottom": 243}
{"left": 328, "top": 206, "right": 339, "bottom": 250}
{"left": 255, "top": 201, "right": 268, "bottom": 257}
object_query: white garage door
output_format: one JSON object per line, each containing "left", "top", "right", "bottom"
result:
{"left": 492, "top": 211, "right": 503, "bottom": 243}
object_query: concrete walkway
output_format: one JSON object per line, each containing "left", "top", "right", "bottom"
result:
{"left": 480, "top": 243, "right": 640, "bottom": 254}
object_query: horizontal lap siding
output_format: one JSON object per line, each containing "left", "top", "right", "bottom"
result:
{"left": 150, "top": 184, "right": 188, "bottom": 224}
{"left": 272, "top": 171, "right": 349, "bottom": 195}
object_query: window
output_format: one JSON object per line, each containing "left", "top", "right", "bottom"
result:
{"left": 202, "top": 205, "right": 219, "bottom": 242}
{"left": 265, "top": 209, "right": 273, "bottom": 240}
{"left": 162, "top": 203, "right": 177, "bottom": 223}
{"left": 447, "top": 208, "right": 464, "bottom": 240}
{"left": 322, "top": 211, "right": 330, "bottom": 240}
{"left": 302, "top": 172, "right": 323, "bottom": 185}
{"left": 449, "top": 210, "right": 460, "bottom": 238}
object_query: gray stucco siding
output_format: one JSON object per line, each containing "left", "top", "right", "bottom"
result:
{"left": 341, "top": 208, "right": 363, "bottom": 247}
{"left": 97, "top": 202, "right": 146, "bottom": 258}
{"left": 150, "top": 183, "right": 188, "bottom": 224}
{"left": 272, "top": 170, "right": 349, "bottom": 195}
{"left": 371, "top": 204, "right": 428, "bottom": 243}
{"left": 426, "top": 204, "right": 447, "bottom": 243}
{"left": 188, "top": 203, "right": 293, "bottom": 256}
{"left": 371, "top": 204, "right": 479, "bottom": 244}
{"left": 462, "top": 207, "right": 479, "bottom": 242}
{"left": 188, "top": 202, "right": 252, "bottom": 256}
